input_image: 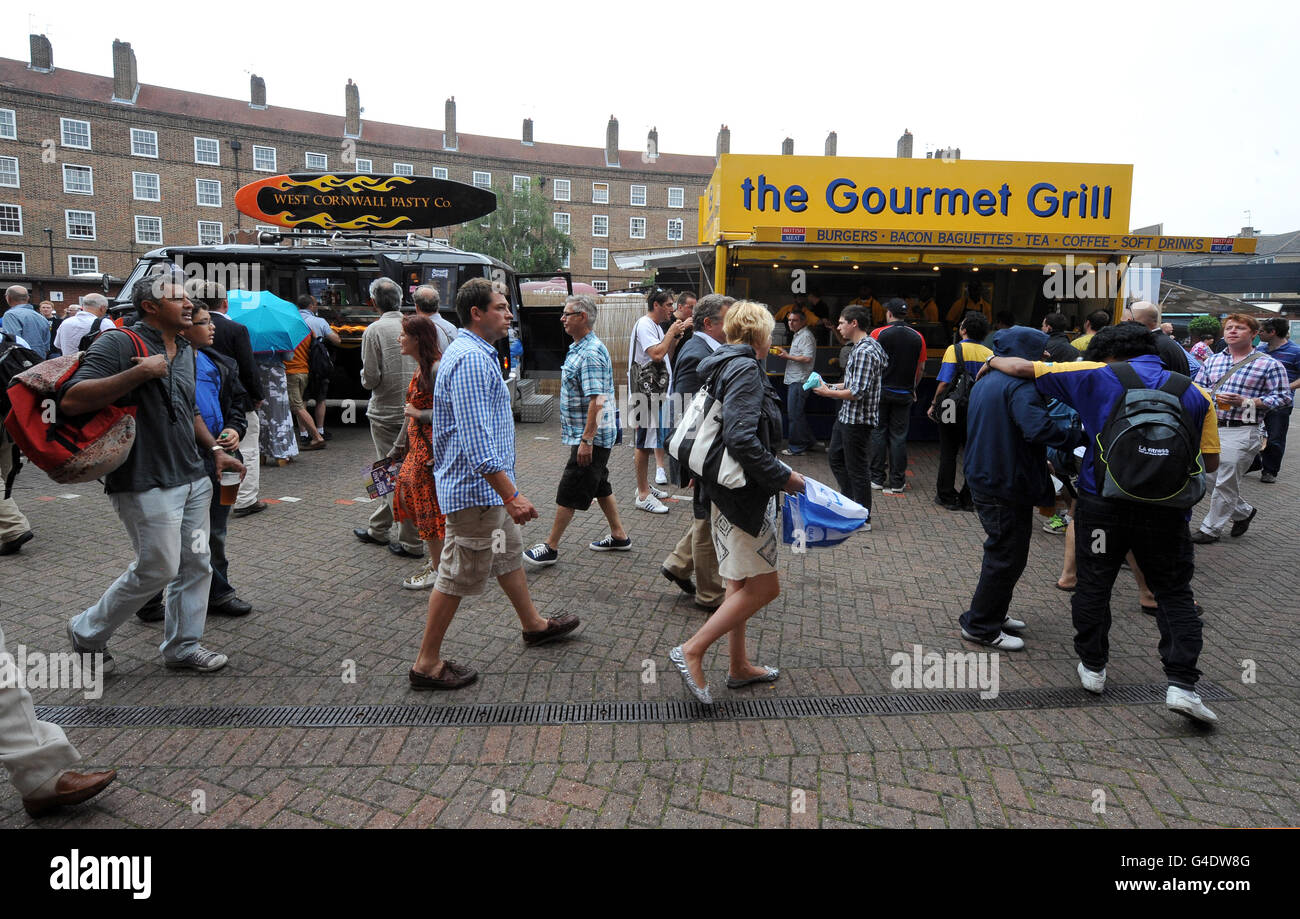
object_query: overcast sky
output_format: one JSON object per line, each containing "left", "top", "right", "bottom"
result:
{"left": 7, "top": 0, "right": 1297, "bottom": 237}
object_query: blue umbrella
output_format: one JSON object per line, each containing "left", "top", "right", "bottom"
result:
{"left": 226, "top": 289, "right": 312, "bottom": 354}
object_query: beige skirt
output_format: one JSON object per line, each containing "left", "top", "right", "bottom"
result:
{"left": 711, "top": 497, "right": 779, "bottom": 581}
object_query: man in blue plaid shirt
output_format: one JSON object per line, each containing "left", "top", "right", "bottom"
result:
{"left": 523, "top": 295, "right": 629, "bottom": 567}
{"left": 408, "top": 279, "right": 580, "bottom": 691}
{"left": 1191, "top": 313, "right": 1292, "bottom": 544}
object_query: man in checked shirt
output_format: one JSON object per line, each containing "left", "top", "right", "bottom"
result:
{"left": 1190, "top": 313, "right": 1292, "bottom": 544}
{"left": 407, "top": 279, "right": 581, "bottom": 691}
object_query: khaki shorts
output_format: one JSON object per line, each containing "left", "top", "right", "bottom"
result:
{"left": 287, "top": 373, "right": 310, "bottom": 413}
{"left": 434, "top": 504, "right": 523, "bottom": 596}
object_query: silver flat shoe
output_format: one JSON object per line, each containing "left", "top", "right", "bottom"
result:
{"left": 726, "top": 666, "right": 780, "bottom": 689}
{"left": 669, "top": 646, "right": 713, "bottom": 705}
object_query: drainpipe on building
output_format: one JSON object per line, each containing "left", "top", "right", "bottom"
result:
{"left": 230, "top": 140, "right": 243, "bottom": 230}
{"left": 44, "top": 227, "right": 54, "bottom": 276}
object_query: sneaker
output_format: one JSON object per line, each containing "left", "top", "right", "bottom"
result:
{"left": 1077, "top": 662, "right": 1107, "bottom": 694}
{"left": 655, "top": 466, "right": 669, "bottom": 485}
{"left": 1002, "top": 616, "right": 1027, "bottom": 632}
{"left": 781, "top": 448, "right": 806, "bottom": 457}
{"left": 588, "top": 535, "right": 632, "bottom": 551}
{"left": 871, "top": 481, "right": 884, "bottom": 491}
{"left": 1229, "top": 507, "right": 1257, "bottom": 538}
{"left": 66, "top": 621, "right": 115, "bottom": 676}
{"left": 1260, "top": 472, "right": 1277, "bottom": 484}
{"left": 883, "top": 486, "right": 905, "bottom": 495}
{"left": 402, "top": 567, "right": 438, "bottom": 590}
{"left": 522, "top": 543, "right": 559, "bottom": 566}
{"left": 960, "top": 628, "right": 1024, "bottom": 651}
{"left": 1042, "top": 513, "right": 1068, "bottom": 534}
{"left": 635, "top": 494, "right": 669, "bottom": 514}
{"left": 649, "top": 485, "right": 670, "bottom": 500}
{"left": 1166, "top": 685, "right": 1218, "bottom": 723}
{"left": 165, "top": 647, "right": 228, "bottom": 673}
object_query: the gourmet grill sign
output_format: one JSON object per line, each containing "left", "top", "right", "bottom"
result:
{"left": 234, "top": 174, "right": 497, "bottom": 231}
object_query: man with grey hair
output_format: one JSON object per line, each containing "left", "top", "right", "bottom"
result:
{"left": 1130, "top": 300, "right": 1189, "bottom": 375}
{"left": 412, "top": 285, "right": 459, "bottom": 355}
{"left": 2, "top": 285, "right": 49, "bottom": 358}
{"left": 660, "top": 293, "right": 733, "bottom": 610}
{"left": 54, "top": 294, "right": 115, "bottom": 357}
{"left": 523, "top": 294, "right": 627, "bottom": 566}
{"left": 354, "top": 277, "right": 421, "bottom": 556}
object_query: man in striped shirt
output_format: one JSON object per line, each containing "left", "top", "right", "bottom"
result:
{"left": 1191, "top": 313, "right": 1292, "bottom": 543}
{"left": 408, "top": 279, "right": 580, "bottom": 691}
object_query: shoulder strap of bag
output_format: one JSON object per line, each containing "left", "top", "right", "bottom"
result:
{"left": 952, "top": 339, "right": 967, "bottom": 384}
{"left": 1208, "top": 350, "right": 1262, "bottom": 394}
{"left": 1108, "top": 360, "right": 1144, "bottom": 391}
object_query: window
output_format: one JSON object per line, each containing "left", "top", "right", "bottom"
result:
{"left": 61, "top": 118, "right": 91, "bottom": 149}
{"left": 63, "top": 164, "right": 93, "bottom": 195}
{"left": 553, "top": 212, "right": 570, "bottom": 235}
{"left": 630, "top": 217, "right": 646, "bottom": 239}
{"left": 432, "top": 166, "right": 448, "bottom": 179}
{"left": 561, "top": 251, "right": 570, "bottom": 269}
{"left": 65, "top": 209, "right": 96, "bottom": 240}
{"left": 394, "top": 162, "right": 414, "bottom": 176}
{"left": 133, "top": 172, "right": 160, "bottom": 201}
{"left": 473, "top": 171, "right": 491, "bottom": 189}
{"left": 196, "top": 179, "right": 222, "bottom": 207}
{"left": 630, "top": 184, "right": 647, "bottom": 207}
{"left": 194, "top": 137, "right": 220, "bottom": 165}
{"left": 0, "top": 109, "right": 14, "bottom": 141}
{"left": 667, "top": 218, "right": 684, "bottom": 242}
{"left": 198, "top": 221, "right": 224, "bottom": 245}
{"left": 592, "top": 182, "right": 609, "bottom": 204}
{"left": 592, "top": 215, "right": 608, "bottom": 237}
{"left": 354, "top": 158, "right": 372, "bottom": 173}
{"left": 131, "top": 128, "right": 158, "bottom": 158}
{"left": 0, "top": 251, "right": 23, "bottom": 273}
{"left": 135, "top": 216, "right": 163, "bottom": 244}
{"left": 0, "top": 205, "right": 21, "bottom": 235}
{"left": 593, "top": 280, "right": 608, "bottom": 293}
{"left": 552, "top": 179, "right": 570, "bottom": 202}
{"left": 592, "top": 248, "right": 608, "bottom": 270}
{"left": 305, "top": 152, "right": 327, "bottom": 170}
{"left": 0, "top": 156, "right": 17, "bottom": 188}
{"left": 668, "top": 187, "right": 685, "bottom": 209}
{"left": 69, "top": 255, "right": 99, "bottom": 274}
{"left": 513, "top": 175, "right": 530, "bottom": 192}
{"left": 252, "top": 145, "right": 277, "bottom": 172}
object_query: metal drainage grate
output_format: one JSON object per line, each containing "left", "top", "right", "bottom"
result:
{"left": 34, "top": 681, "right": 1233, "bottom": 730}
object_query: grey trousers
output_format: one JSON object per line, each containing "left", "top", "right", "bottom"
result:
{"left": 0, "top": 622, "right": 80, "bottom": 796}
{"left": 235, "top": 410, "right": 261, "bottom": 509}
{"left": 367, "top": 416, "right": 420, "bottom": 552}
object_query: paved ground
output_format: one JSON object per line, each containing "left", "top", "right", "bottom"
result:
{"left": 2, "top": 408, "right": 1297, "bottom": 828}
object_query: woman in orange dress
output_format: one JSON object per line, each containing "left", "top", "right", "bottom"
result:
{"left": 391, "top": 315, "right": 445, "bottom": 589}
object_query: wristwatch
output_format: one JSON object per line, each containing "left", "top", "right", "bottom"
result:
{"left": 580, "top": 437, "right": 594, "bottom": 445}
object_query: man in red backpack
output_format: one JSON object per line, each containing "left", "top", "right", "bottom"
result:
{"left": 60, "top": 268, "right": 244, "bottom": 675}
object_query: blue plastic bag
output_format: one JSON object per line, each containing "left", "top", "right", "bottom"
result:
{"left": 781, "top": 476, "right": 870, "bottom": 547}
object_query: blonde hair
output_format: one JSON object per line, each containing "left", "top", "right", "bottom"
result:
{"left": 723, "top": 300, "right": 775, "bottom": 350}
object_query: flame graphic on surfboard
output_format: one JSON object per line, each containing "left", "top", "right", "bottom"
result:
{"left": 234, "top": 173, "right": 498, "bottom": 231}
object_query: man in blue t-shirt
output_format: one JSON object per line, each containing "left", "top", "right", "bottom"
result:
{"left": 1251, "top": 318, "right": 1300, "bottom": 482}
{"left": 987, "top": 323, "right": 1223, "bottom": 723}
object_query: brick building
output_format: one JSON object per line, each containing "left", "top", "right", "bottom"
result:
{"left": 0, "top": 34, "right": 716, "bottom": 301}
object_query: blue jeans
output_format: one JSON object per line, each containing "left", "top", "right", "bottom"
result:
{"left": 785, "top": 382, "right": 815, "bottom": 451}
{"left": 869, "top": 391, "right": 913, "bottom": 488}
{"left": 959, "top": 496, "right": 1033, "bottom": 640}
{"left": 71, "top": 479, "right": 214, "bottom": 662}
{"left": 1260, "top": 404, "right": 1291, "bottom": 477}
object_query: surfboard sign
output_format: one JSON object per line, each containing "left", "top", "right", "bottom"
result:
{"left": 234, "top": 173, "right": 497, "bottom": 231}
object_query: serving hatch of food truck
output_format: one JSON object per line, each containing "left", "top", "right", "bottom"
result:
{"left": 625, "top": 153, "right": 1259, "bottom": 441}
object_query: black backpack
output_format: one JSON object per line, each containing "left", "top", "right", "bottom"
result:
{"left": 1, "top": 331, "right": 44, "bottom": 498}
{"left": 306, "top": 335, "right": 335, "bottom": 402}
{"left": 1093, "top": 362, "right": 1205, "bottom": 508}
{"left": 947, "top": 339, "right": 975, "bottom": 412}
{"left": 77, "top": 315, "right": 109, "bottom": 353}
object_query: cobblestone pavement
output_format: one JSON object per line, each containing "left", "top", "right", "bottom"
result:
{"left": 3, "top": 410, "right": 1297, "bottom": 828}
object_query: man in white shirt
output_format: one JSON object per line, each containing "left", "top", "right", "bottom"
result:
{"left": 628, "top": 289, "right": 690, "bottom": 513}
{"left": 53, "top": 294, "right": 115, "bottom": 357}
{"left": 774, "top": 310, "right": 818, "bottom": 455}
{"left": 413, "top": 285, "right": 459, "bottom": 355}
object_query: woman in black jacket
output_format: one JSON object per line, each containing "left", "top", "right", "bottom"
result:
{"left": 670, "top": 301, "right": 805, "bottom": 704}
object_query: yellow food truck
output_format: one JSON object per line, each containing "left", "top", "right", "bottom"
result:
{"left": 687, "top": 153, "right": 1256, "bottom": 439}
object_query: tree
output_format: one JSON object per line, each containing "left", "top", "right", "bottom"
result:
{"left": 451, "top": 178, "right": 571, "bottom": 275}
{"left": 1189, "top": 315, "right": 1221, "bottom": 340}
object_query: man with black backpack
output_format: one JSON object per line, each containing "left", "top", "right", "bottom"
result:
{"left": 0, "top": 330, "right": 40, "bottom": 554}
{"left": 53, "top": 294, "right": 115, "bottom": 357}
{"left": 987, "top": 323, "right": 1222, "bottom": 723}
{"left": 928, "top": 311, "right": 991, "bottom": 510}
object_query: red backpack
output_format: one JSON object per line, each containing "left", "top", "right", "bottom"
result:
{"left": 3, "top": 328, "right": 152, "bottom": 484}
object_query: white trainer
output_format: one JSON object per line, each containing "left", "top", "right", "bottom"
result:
{"left": 649, "top": 485, "right": 670, "bottom": 500}
{"left": 960, "top": 628, "right": 1024, "bottom": 651}
{"left": 403, "top": 567, "right": 438, "bottom": 590}
{"left": 1166, "top": 685, "right": 1218, "bottom": 723}
{"left": 1078, "top": 662, "right": 1107, "bottom": 694}
{"left": 635, "top": 494, "right": 669, "bottom": 514}
{"left": 655, "top": 466, "right": 669, "bottom": 485}
{"left": 1002, "top": 616, "right": 1027, "bottom": 632}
